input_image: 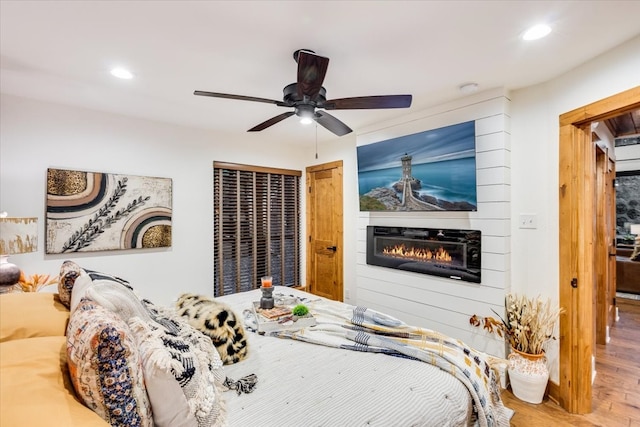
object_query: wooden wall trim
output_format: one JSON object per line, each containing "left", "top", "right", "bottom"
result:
{"left": 560, "top": 86, "right": 640, "bottom": 126}
{"left": 213, "top": 161, "right": 302, "bottom": 176}
{"left": 306, "top": 160, "right": 343, "bottom": 173}
{"left": 547, "top": 381, "right": 560, "bottom": 406}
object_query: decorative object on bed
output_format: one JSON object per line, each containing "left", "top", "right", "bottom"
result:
{"left": 259, "top": 282, "right": 274, "bottom": 309}
{"left": 57, "top": 262, "right": 255, "bottom": 426}
{"left": 252, "top": 299, "right": 317, "bottom": 333}
{"left": 66, "top": 297, "right": 154, "bottom": 427}
{"left": 81, "top": 280, "right": 229, "bottom": 426}
{"left": 357, "top": 121, "right": 477, "bottom": 212}
{"left": 45, "top": 168, "right": 172, "bottom": 254}
{"left": 175, "top": 292, "right": 250, "bottom": 365}
{"left": 129, "top": 304, "right": 227, "bottom": 427}
{"left": 291, "top": 303, "right": 309, "bottom": 317}
{"left": 0, "top": 214, "right": 38, "bottom": 291}
{"left": 469, "top": 293, "right": 563, "bottom": 404}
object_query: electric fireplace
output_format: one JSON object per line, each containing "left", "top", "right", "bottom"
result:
{"left": 366, "top": 226, "right": 481, "bottom": 283}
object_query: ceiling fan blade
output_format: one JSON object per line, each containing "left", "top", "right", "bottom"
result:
{"left": 248, "top": 111, "right": 295, "bottom": 132}
{"left": 314, "top": 111, "right": 352, "bottom": 137}
{"left": 323, "top": 95, "right": 412, "bottom": 110}
{"left": 194, "top": 90, "right": 288, "bottom": 107}
{"left": 296, "top": 50, "right": 329, "bottom": 101}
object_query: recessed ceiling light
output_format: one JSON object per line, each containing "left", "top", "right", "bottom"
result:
{"left": 110, "top": 67, "right": 134, "bottom": 79}
{"left": 522, "top": 24, "right": 552, "bottom": 41}
{"left": 459, "top": 83, "right": 478, "bottom": 94}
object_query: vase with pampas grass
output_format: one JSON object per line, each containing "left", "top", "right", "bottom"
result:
{"left": 470, "top": 293, "right": 563, "bottom": 404}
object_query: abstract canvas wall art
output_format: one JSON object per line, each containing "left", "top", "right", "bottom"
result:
{"left": 46, "top": 168, "right": 172, "bottom": 254}
{"left": 357, "top": 121, "right": 477, "bottom": 211}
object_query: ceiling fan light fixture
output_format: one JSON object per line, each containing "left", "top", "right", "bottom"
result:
{"left": 300, "top": 117, "right": 313, "bottom": 125}
{"left": 110, "top": 67, "right": 134, "bottom": 79}
{"left": 522, "top": 24, "right": 552, "bottom": 41}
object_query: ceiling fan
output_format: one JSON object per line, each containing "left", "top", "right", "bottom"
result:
{"left": 194, "top": 49, "right": 412, "bottom": 137}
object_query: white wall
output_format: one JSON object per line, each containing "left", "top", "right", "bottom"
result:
{"left": 0, "top": 94, "right": 308, "bottom": 306}
{"left": 616, "top": 144, "right": 640, "bottom": 172}
{"left": 330, "top": 88, "right": 512, "bottom": 359}
{"left": 511, "top": 34, "right": 640, "bottom": 299}
{"left": 509, "top": 34, "right": 640, "bottom": 382}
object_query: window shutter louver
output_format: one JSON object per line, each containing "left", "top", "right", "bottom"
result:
{"left": 213, "top": 162, "right": 300, "bottom": 297}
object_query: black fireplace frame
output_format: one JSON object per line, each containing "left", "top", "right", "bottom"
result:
{"left": 366, "top": 226, "right": 481, "bottom": 283}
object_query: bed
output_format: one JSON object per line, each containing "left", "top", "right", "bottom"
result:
{"left": 218, "top": 287, "right": 512, "bottom": 427}
{"left": 1, "top": 262, "right": 511, "bottom": 427}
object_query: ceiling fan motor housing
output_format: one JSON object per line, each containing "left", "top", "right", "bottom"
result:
{"left": 283, "top": 83, "right": 327, "bottom": 118}
{"left": 283, "top": 83, "right": 326, "bottom": 104}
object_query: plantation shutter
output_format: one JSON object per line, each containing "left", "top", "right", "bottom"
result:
{"left": 213, "top": 162, "right": 301, "bottom": 296}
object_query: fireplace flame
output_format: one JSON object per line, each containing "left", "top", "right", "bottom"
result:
{"left": 382, "top": 243, "right": 452, "bottom": 263}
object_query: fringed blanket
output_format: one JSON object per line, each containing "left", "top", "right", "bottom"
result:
{"left": 244, "top": 298, "right": 511, "bottom": 427}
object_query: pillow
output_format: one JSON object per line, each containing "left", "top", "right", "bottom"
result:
{"left": 0, "top": 336, "right": 109, "bottom": 426}
{"left": 129, "top": 302, "right": 227, "bottom": 427}
{"left": 175, "top": 293, "right": 249, "bottom": 365}
{"left": 82, "top": 281, "right": 227, "bottom": 427}
{"left": 58, "top": 260, "right": 83, "bottom": 308}
{"left": 58, "top": 260, "right": 132, "bottom": 311}
{"left": 66, "top": 298, "right": 153, "bottom": 427}
{"left": 0, "top": 292, "right": 70, "bottom": 342}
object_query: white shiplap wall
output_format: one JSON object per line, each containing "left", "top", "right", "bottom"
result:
{"left": 354, "top": 90, "right": 511, "bottom": 358}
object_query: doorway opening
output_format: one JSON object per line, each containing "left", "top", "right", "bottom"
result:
{"left": 558, "top": 86, "right": 640, "bottom": 414}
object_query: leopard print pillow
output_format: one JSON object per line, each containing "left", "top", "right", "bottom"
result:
{"left": 175, "top": 293, "right": 249, "bottom": 365}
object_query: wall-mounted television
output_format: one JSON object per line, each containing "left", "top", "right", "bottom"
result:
{"left": 357, "top": 121, "right": 477, "bottom": 212}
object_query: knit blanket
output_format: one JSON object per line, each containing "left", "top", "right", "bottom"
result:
{"left": 245, "top": 298, "right": 511, "bottom": 427}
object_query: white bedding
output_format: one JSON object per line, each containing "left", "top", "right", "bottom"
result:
{"left": 219, "top": 287, "right": 475, "bottom": 427}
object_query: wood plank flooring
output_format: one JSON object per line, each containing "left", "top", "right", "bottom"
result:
{"left": 502, "top": 297, "right": 640, "bottom": 426}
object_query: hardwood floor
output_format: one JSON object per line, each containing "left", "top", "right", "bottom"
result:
{"left": 502, "top": 297, "right": 640, "bottom": 426}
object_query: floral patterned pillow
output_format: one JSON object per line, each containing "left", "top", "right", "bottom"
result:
{"left": 66, "top": 298, "right": 153, "bottom": 427}
{"left": 57, "top": 260, "right": 83, "bottom": 309}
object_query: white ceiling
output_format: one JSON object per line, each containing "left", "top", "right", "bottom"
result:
{"left": 2, "top": 1, "right": 640, "bottom": 145}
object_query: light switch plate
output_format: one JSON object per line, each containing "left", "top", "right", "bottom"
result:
{"left": 519, "top": 214, "right": 537, "bottom": 229}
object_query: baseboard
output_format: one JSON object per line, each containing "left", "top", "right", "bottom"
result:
{"left": 547, "top": 381, "right": 560, "bottom": 405}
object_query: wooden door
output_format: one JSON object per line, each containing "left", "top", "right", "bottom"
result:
{"left": 558, "top": 85, "right": 640, "bottom": 414}
{"left": 306, "top": 160, "right": 343, "bottom": 301}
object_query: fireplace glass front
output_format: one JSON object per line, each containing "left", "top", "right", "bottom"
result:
{"left": 366, "top": 226, "right": 481, "bottom": 283}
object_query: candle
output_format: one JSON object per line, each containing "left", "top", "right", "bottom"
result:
{"left": 261, "top": 276, "right": 272, "bottom": 288}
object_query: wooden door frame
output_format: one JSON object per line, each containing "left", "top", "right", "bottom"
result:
{"left": 558, "top": 86, "right": 640, "bottom": 414}
{"left": 594, "top": 146, "right": 616, "bottom": 347}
